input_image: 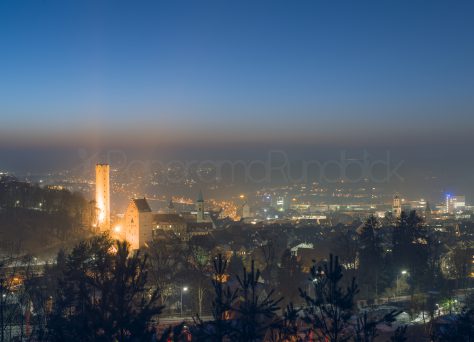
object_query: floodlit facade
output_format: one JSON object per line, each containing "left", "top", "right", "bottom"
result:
{"left": 446, "top": 194, "right": 466, "bottom": 214}
{"left": 95, "top": 164, "right": 110, "bottom": 231}
{"left": 392, "top": 195, "right": 402, "bottom": 218}
{"left": 123, "top": 198, "right": 153, "bottom": 250}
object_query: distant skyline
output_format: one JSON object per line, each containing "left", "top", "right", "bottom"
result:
{"left": 1, "top": 0, "right": 474, "bottom": 147}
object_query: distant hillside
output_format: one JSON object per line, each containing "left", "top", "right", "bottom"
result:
{"left": 0, "top": 176, "right": 92, "bottom": 256}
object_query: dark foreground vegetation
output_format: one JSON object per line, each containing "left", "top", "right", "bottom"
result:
{"left": 1, "top": 233, "right": 473, "bottom": 341}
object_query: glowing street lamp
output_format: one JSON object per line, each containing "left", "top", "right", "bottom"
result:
{"left": 181, "top": 286, "right": 189, "bottom": 317}
{"left": 396, "top": 270, "right": 408, "bottom": 296}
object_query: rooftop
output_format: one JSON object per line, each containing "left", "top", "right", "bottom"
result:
{"left": 133, "top": 198, "right": 151, "bottom": 212}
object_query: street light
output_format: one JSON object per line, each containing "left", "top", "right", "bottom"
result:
{"left": 396, "top": 270, "right": 408, "bottom": 296}
{"left": 113, "top": 225, "right": 121, "bottom": 233}
{"left": 181, "top": 286, "right": 188, "bottom": 317}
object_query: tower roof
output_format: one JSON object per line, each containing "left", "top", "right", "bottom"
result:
{"left": 132, "top": 198, "right": 151, "bottom": 212}
{"left": 153, "top": 213, "right": 186, "bottom": 224}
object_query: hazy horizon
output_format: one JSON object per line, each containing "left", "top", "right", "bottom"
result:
{"left": 1, "top": 0, "right": 474, "bottom": 201}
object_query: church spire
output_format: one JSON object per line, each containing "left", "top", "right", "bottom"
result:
{"left": 196, "top": 190, "right": 205, "bottom": 222}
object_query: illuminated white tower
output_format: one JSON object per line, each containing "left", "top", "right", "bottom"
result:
{"left": 392, "top": 195, "right": 402, "bottom": 218}
{"left": 95, "top": 164, "right": 110, "bottom": 231}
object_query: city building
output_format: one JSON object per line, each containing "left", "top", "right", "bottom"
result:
{"left": 273, "top": 196, "right": 288, "bottom": 212}
{"left": 123, "top": 198, "right": 153, "bottom": 249}
{"left": 392, "top": 195, "right": 402, "bottom": 218}
{"left": 196, "top": 190, "right": 205, "bottom": 223}
{"left": 125, "top": 192, "right": 215, "bottom": 242}
{"left": 446, "top": 194, "right": 466, "bottom": 214}
{"left": 153, "top": 213, "right": 187, "bottom": 237}
{"left": 152, "top": 212, "right": 213, "bottom": 241}
{"left": 95, "top": 164, "right": 110, "bottom": 231}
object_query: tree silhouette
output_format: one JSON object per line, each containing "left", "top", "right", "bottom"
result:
{"left": 194, "top": 255, "right": 283, "bottom": 342}
{"left": 268, "top": 302, "right": 301, "bottom": 342}
{"left": 193, "top": 254, "right": 237, "bottom": 341}
{"left": 147, "top": 238, "right": 186, "bottom": 312}
{"left": 390, "top": 326, "right": 408, "bottom": 342}
{"left": 299, "top": 254, "right": 358, "bottom": 342}
{"left": 277, "top": 248, "right": 305, "bottom": 305}
{"left": 354, "top": 309, "right": 401, "bottom": 342}
{"left": 46, "top": 235, "right": 165, "bottom": 342}
{"left": 227, "top": 253, "right": 245, "bottom": 276}
{"left": 358, "top": 215, "right": 385, "bottom": 299}
{"left": 187, "top": 243, "right": 212, "bottom": 317}
{"left": 232, "top": 260, "right": 283, "bottom": 341}
{"left": 392, "top": 211, "right": 429, "bottom": 295}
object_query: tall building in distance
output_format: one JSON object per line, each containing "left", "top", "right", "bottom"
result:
{"left": 95, "top": 164, "right": 110, "bottom": 231}
{"left": 196, "top": 190, "right": 205, "bottom": 223}
{"left": 446, "top": 194, "right": 466, "bottom": 214}
{"left": 392, "top": 195, "right": 402, "bottom": 218}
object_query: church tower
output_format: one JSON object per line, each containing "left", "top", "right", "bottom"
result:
{"left": 392, "top": 195, "right": 402, "bottom": 218}
{"left": 196, "top": 190, "right": 205, "bottom": 223}
{"left": 95, "top": 164, "right": 110, "bottom": 231}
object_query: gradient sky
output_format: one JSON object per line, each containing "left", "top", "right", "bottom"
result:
{"left": 1, "top": 0, "right": 474, "bottom": 146}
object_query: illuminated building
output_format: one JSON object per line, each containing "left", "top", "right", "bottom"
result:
{"left": 152, "top": 212, "right": 213, "bottom": 241}
{"left": 153, "top": 213, "right": 187, "bottom": 236}
{"left": 123, "top": 198, "right": 153, "bottom": 249}
{"left": 95, "top": 164, "right": 110, "bottom": 231}
{"left": 273, "top": 196, "right": 288, "bottom": 212}
{"left": 446, "top": 194, "right": 466, "bottom": 214}
{"left": 392, "top": 195, "right": 402, "bottom": 218}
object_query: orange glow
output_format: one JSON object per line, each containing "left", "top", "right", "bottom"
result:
{"left": 95, "top": 164, "right": 110, "bottom": 230}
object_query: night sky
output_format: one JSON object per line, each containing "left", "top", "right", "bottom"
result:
{"left": 1, "top": 0, "right": 474, "bottom": 198}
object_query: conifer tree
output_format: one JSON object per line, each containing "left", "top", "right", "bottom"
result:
{"left": 299, "top": 254, "right": 358, "bottom": 342}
